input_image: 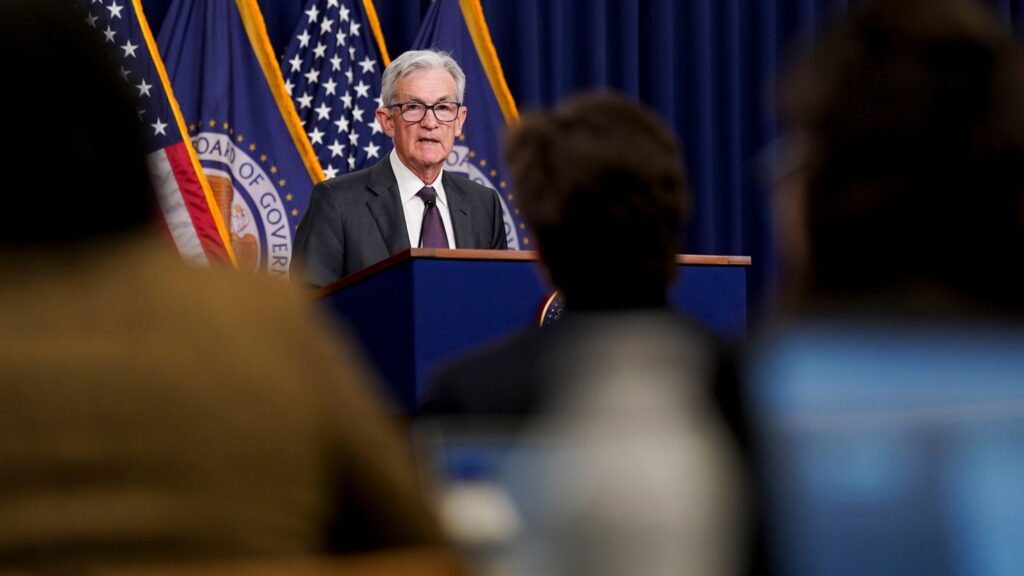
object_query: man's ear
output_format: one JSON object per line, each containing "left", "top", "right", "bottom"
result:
{"left": 454, "top": 105, "right": 468, "bottom": 138}
{"left": 375, "top": 108, "right": 395, "bottom": 138}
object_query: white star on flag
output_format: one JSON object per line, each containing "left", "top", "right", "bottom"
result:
{"left": 121, "top": 40, "right": 137, "bottom": 58}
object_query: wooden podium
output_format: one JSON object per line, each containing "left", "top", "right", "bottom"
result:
{"left": 312, "top": 248, "right": 750, "bottom": 410}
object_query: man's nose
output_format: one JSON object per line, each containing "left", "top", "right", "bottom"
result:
{"left": 420, "top": 109, "right": 440, "bottom": 128}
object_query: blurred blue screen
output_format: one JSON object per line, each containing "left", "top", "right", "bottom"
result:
{"left": 747, "top": 324, "right": 1024, "bottom": 576}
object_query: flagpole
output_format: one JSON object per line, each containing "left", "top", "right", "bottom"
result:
{"left": 362, "top": 0, "right": 391, "bottom": 66}
{"left": 458, "top": 0, "right": 519, "bottom": 123}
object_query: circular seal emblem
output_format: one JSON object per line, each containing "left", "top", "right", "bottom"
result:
{"left": 445, "top": 143, "right": 521, "bottom": 250}
{"left": 191, "top": 131, "right": 293, "bottom": 276}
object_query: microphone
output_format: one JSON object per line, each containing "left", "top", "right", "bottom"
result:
{"left": 424, "top": 197, "right": 436, "bottom": 209}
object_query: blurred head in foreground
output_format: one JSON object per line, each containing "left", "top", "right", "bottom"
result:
{"left": 778, "top": 0, "right": 1024, "bottom": 317}
{"left": 0, "top": 1, "right": 447, "bottom": 568}
{"left": 505, "top": 92, "right": 689, "bottom": 310}
{"left": 494, "top": 93, "right": 745, "bottom": 576}
{"left": 1, "top": 0, "right": 156, "bottom": 247}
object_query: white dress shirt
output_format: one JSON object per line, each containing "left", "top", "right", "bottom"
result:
{"left": 390, "top": 149, "right": 457, "bottom": 249}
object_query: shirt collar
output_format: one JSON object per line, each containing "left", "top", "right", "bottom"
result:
{"left": 390, "top": 149, "right": 448, "bottom": 207}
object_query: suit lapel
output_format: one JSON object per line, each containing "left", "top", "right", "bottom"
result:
{"left": 366, "top": 158, "right": 411, "bottom": 254}
{"left": 443, "top": 172, "right": 472, "bottom": 248}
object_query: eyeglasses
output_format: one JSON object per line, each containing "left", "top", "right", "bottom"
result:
{"left": 389, "top": 101, "right": 463, "bottom": 123}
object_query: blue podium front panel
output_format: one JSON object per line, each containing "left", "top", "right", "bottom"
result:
{"left": 412, "top": 259, "right": 550, "bottom": 398}
{"left": 317, "top": 263, "right": 416, "bottom": 407}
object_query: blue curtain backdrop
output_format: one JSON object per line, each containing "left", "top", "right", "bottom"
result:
{"left": 140, "top": 0, "right": 1024, "bottom": 313}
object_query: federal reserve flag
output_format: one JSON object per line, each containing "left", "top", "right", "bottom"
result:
{"left": 282, "top": 0, "right": 392, "bottom": 180}
{"left": 412, "top": 0, "right": 524, "bottom": 249}
{"left": 74, "top": 0, "right": 235, "bottom": 267}
{"left": 158, "top": 0, "right": 324, "bottom": 276}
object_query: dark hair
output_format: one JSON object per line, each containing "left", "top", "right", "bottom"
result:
{"left": 781, "top": 0, "right": 1024, "bottom": 315}
{"left": 505, "top": 92, "right": 689, "bottom": 309}
{"left": 0, "top": 0, "right": 155, "bottom": 245}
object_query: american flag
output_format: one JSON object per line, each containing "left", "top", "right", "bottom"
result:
{"left": 73, "top": 0, "right": 234, "bottom": 267}
{"left": 283, "top": 0, "right": 391, "bottom": 180}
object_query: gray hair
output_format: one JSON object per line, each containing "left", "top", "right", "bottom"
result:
{"left": 380, "top": 49, "right": 466, "bottom": 107}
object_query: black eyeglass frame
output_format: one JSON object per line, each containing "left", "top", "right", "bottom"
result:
{"left": 388, "top": 100, "right": 464, "bottom": 123}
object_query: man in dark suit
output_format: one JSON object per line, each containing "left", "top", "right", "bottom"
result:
{"left": 292, "top": 49, "right": 508, "bottom": 288}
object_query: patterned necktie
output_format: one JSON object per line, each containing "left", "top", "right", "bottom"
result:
{"left": 417, "top": 186, "right": 449, "bottom": 248}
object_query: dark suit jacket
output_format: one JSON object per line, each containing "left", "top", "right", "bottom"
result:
{"left": 292, "top": 157, "right": 508, "bottom": 287}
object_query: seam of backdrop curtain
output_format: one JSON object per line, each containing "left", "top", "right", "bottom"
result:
{"left": 156, "top": 0, "right": 323, "bottom": 277}
{"left": 81, "top": 0, "right": 236, "bottom": 268}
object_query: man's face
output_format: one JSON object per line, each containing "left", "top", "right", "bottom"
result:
{"left": 375, "top": 68, "right": 467, "bottom": 182}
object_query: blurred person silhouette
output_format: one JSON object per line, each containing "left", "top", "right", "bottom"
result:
{"left": 418, "top": 93, "right": 750, "bottom": 576}
{"left": 0, "top": 1, "right": 447, "bottom": 571}
{"left": 421, "top": 92, "right": 720, "bottom": 416}
{"left": 744, "top": 1, "right": 1024, "bottom": 574}
{"left": 774, "top": 0, "right": 1024, "bottom": 319}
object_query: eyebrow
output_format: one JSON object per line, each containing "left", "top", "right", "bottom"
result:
{"left": 406, "top": 96, "right": 454, "bottom": 104}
